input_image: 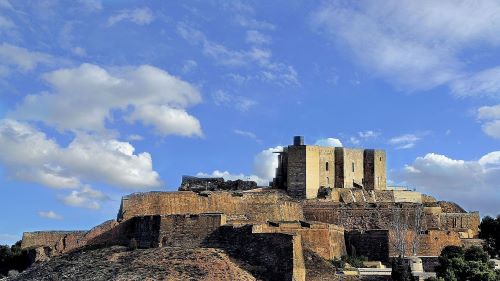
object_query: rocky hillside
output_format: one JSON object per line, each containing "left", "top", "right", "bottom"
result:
{"left": 4, "top": 246, "right": 256, "bottom": 281}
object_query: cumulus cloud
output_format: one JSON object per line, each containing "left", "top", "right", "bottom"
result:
{"left": 312, "top": 0, "right": 500, "bottom": 95}
{"left": 0, "top": 119, "right": 161, "bottom": 190}
{"left": 388, "top": 134, "right": 420, "bottom": 149}
{"left": 477, "top": 104, "right": 500, "bottom": 139}
{"left": 393, "top": 151, "right": 500, "bottom": 215}
{"left": 38, "top": 210, "right": 63, "bottom": 220}
{"left": 0, "top": 43, "right": 53, "bottom": 73}
{"left": 12, "top": 63, "right": 202, "bottom": 136}
{"left": 59, "top": 185, "right": 109, "bottom": 209}
{"left": 315, "top": 138, "right": 343, "bottom": 147}
{"left": 177, "top": 23, "right": 298, "bottom": 86}
{"left": 198, "top": 146, "right": 283, "bottom": 186}
{"left": 107, "top": 7, "right": 153, "bottom": 26}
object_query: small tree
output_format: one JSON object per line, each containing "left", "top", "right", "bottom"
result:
{"left": 391, "top": 257, "right": 415, "bottom": 281}
{"left": 411, "top": 204, "right": 425, "bottom": 256}
{"left": 390, "top": 206, "right": 409, "bottom": 258}
{"left": 480, "top": 215, "right": 500, "bottom": 258}
{"left": 435, "top": 246, "right": 500, "bottom": 281}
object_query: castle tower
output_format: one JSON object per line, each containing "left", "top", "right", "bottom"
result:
{"left": 273, "top": 136, "right": 387, "bottom": 199}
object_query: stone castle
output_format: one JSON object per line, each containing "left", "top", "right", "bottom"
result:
{"left": 20, "top": 136, "right": 482, "bottom": 281}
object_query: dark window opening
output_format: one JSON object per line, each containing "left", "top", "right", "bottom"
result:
{"left": 326, "top": 162, "right": 329, "bottom": 171}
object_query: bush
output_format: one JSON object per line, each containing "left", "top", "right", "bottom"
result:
{"left": 480, "top": 216, "right": 500, "bottom": 259}
{"left": 435, "top": 246, "right": 500, "bottom": 281}
{"left": 0, "top": 241, "right": 30, "bottom": 276}
{"left": 331, "top": 255, "right": 367, "bottom": 269}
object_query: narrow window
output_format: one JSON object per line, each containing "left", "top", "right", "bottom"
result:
{"left": 326, "top": 162, "right": 329, "bottom": 171}
{"left": 352, "top": 162, "right": 355, "bottom": 173}
{"left": 380, "top": 157, "right": 382, "bottom": 161}
{"left": 327, "top": 177, "right": 330, "bottom": 184}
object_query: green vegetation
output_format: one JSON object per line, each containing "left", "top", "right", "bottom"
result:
{"left": 331, "top": 255, "right": 367, "bottom": 269}
{"left": 0, "top": 241, "right": 30, "bottom": 277}
{"left": 433, "top": 246, "right": 500, "bottom": 281}
{"left": 480, "top": 215, "right": 500, "bottom": 258}
{"left": 391, "top": 257, "right": 415, "bottom": 281}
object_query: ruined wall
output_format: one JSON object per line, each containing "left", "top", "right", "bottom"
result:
{"left": 204, "top": 225, "right": 305, "bottom": 281}
{"left": 21, "top": 231, "right": 86, "bottom": 250}
{"left": 305, "top": 147, "right": 320, "bottom": 199}
{"left": 252, "top": 221, "right": 346, "bottom": 260}
{"left": 345, "top": 230, "right": 390, "bottom": 261}
{"left": 287, "top": 146, "right": 306, "bottom": 198}
{"left": 118, "top": 190, "right": 303, "bottom": 223}
{"left": 440, "top": 212, "right": 480, "bottom": 237}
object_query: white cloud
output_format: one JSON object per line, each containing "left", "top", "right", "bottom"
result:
{"left": 59, "top": 185, "right": 109, "bottom": 209}
{"left": 38, "top": 210, "right": 63, "bottom": 220}
{"left": 0, "top": 14, "right": 14, "bottom": 29}
{"left": 393, "top": 151, "right": 500, "bottom": 215}
{"left": 0, "top": 43, "right": 52, "bottom": 72}
{"left": 311, "top": 0, "right": 500, "bottom": 94}
{"left": 78, "top": 0, "right": 102, "bottom": 12}
{"left": 177, "top": 23, "right": 298, "bottom": 86}
{"left": 388, "top": 134, "right": 420, "bottom": 149}
{"left": 12, "top": 63, "right": 202, "bottom": 136}
{"left": 71, "top": 46, "right": 86, "bottom": 56}
{"left": 107, "top": 7, "right": 153, "bottom": 26}
{"left": 181, "top": 60, "right": 197, "bottom": 73}
{"left": 358, "top": 130, "right": 380, "bottom": 139}
{"left": 246, "top": 30, "right": 271, "bottom": 45}
{"left": 315, "top": 138, "right": 343, "bottom": 147}
{"left": 234, "top": 129, "right": 260, "bottom": 143}
{"left": 198, "top": 146, "right": 283, "bottom": 186}
{"left": 451, "top": 66, "right": 500, "bottom": 98}
{"left": 234, "top": 15, "right": 275, "bottom": 31}
{"left": 127, "top": 134, "right": 144, "bottom": 141}
{"left": 213, "top": 90, "right": 257, "bottom": 112}
{"left": 477, "top": 104, "right": 500, "bottom": 139}
{"left": 0, "top": 119, "right": 161, "bottom": 190}
{"left": 126, "top": 105, "right": 202, "bottom": 137}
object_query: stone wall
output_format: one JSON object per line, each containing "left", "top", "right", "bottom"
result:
{"left": 363, "top": 149, "right": 386, "bottom": 190}
{"left": 393, "top": 190, "right": 422, "bottom": 203}
{"left": 336, "top": 148, "right": 365, "bottom": 188}
{"left": 203, "top": 225, "right": 306, "bottom": 281}
{"left": 252, "top": 220, "right": 346, "bottom": 260}
{"left": 388, "top": 230, "right": 463, "bottom": 257}
{"left": 345, "top": 230, "right": 390, "bottom": 261}
{"left": 318, "top": 147, "right": 335, "bottom": 190}
{"left": 286, "top": 145, "right": 307, "bottom": 198}
{"left": 440, "top": 212, "right": 480, "bottom": 237}
{"left": 305, "top": 146, "right": 320, "bottom": 199}
{"left": 179, "top": 176, "right": 258, "bottom": 192}
{"left": 303, "top": 201, "right": 440, "bottom": 230}
{"left": 129, "top": 213, "right": 227, "bottom": 248}
{"left": 118, "top": 190, "right": 303, "bottom": 223}
{"left": 21, "top": 231, "right": 86, "bottom": 250}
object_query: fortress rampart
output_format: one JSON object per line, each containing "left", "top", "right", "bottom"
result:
{"left": 118, "top": 190, "right": 303, "bottom": 223}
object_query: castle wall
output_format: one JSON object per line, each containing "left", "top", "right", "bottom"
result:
{"left": 302, "top": 202, "right": 441, "bottom": 230}
{"left": 305, "top": 147, "right": 320, "bottom": 199}
{"left": 373, "top": 150, "right": 387, "bottom": 190}
{"left": 204, "top": 225, "right": 306, "bottom": 281}
{"left": 118, "top": 191, "right": 303, "bottom": 223}
{"left": 287, "top": 146, "right": 306, "bottom": 198}
{"left": 21, "top": 231, "right": 86, "bottom": 250}
{"left": 252, "top": 221, "right": 346, "bottom": 260}
{"left": 440, "top": 212, "right": 480, "bottom": 237}
{"left": 338, "top": 148, "right": 364, "bottom": 188}
{"left": 393, "top": 190, "right": 422, "bottom": 203}
{"left": 346, "top": 230, "right": 390, "bottom": 261}
{"left": 388, "top": 230, "right": 463, "bottom": 257}
{"left": 318, "top": 147, "right": 335, "bottom": 189}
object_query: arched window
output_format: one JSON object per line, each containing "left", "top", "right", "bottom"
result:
{"left": 326, "top": 162, "right": 329, "bottom": 171}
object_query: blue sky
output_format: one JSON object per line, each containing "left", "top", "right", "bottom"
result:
{"left": 1, "top": 0, "right": 500, "bottom": 245}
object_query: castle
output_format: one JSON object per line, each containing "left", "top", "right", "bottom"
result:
{"left": 19, "top": 136, "right": 482, "bottom": 281}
